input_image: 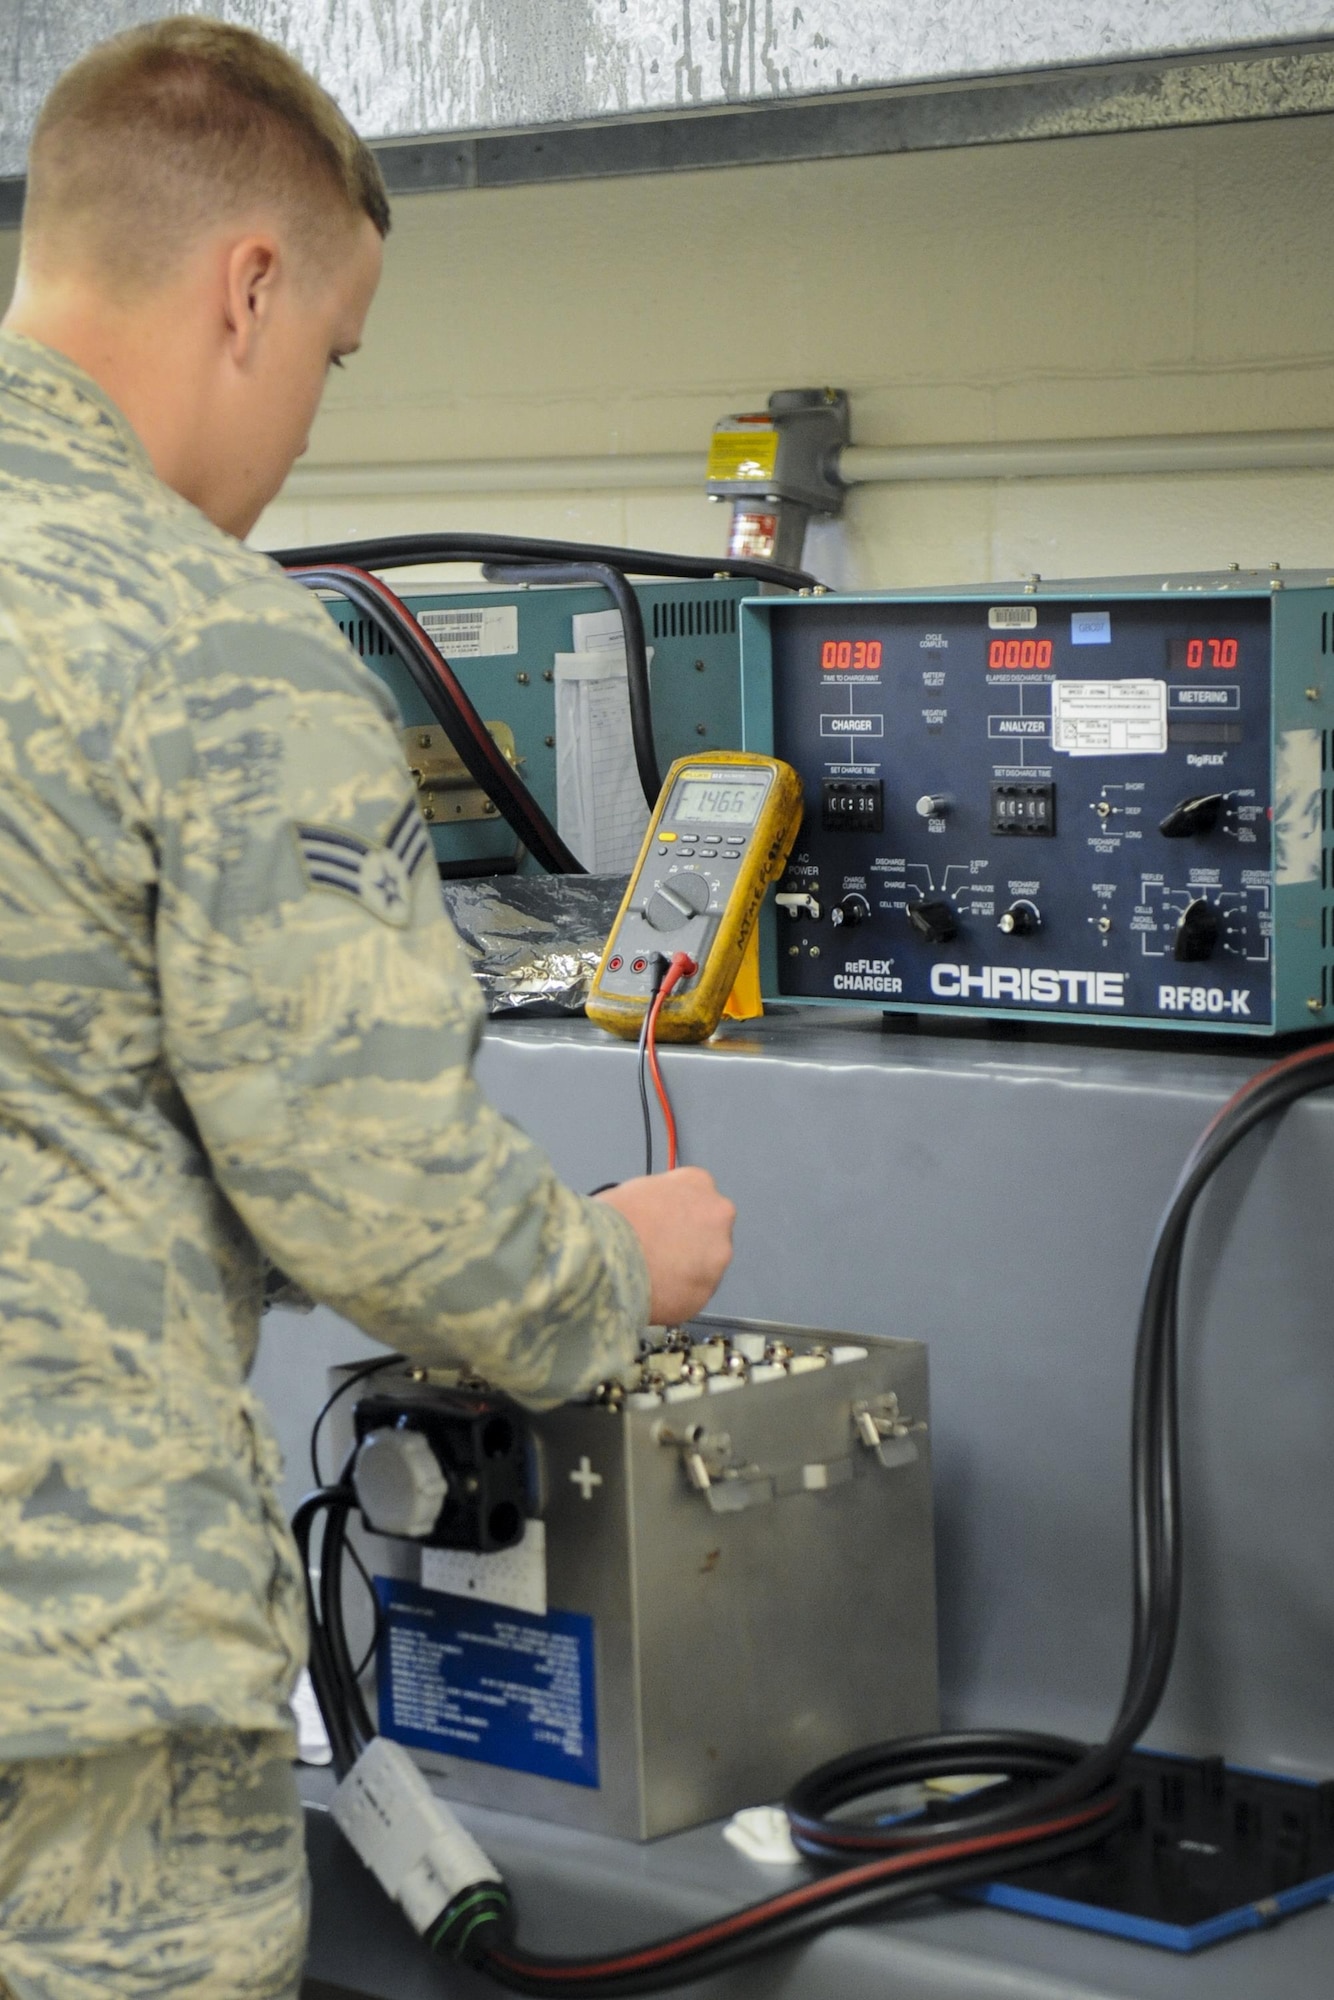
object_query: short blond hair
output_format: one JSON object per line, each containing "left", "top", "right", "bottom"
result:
{"left": 23, "top": 15, "right": 390, "bottom": 290}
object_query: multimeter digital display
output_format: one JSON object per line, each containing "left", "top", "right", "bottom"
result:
{"left": 674, "top": 779, "right": 768, "bottom": 826}
{"left": 587, "top": 752, "right": 805, "bottom": 1043}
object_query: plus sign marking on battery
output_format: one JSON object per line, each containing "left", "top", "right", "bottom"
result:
{"left": 570, "top": 1457, "right": 603, "bottom": 1500}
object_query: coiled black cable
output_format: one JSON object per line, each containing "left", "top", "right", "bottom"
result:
{"left": 292, "top": 1476, "right": 363, "bottom": 1781}
{"left": 288, "top": 564, "right": 583, "bottom": 875}
{"left": 302, "top": 1037, "right": 1334, "bottom": 1992}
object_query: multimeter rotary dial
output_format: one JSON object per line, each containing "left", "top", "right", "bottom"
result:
{"left": 644, "top": 871, "right": 712, "bottom": 932}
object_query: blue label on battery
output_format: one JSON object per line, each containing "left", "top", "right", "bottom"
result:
{"left": 375, "top": 1577, "right": 599, "bottom": 1789}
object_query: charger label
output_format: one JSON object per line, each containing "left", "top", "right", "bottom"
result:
{"left": 376, "top": 1577, "right": 599, "bottom": 1789}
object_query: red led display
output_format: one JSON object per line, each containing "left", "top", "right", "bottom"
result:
{"left": 1170, "top": 636, "right": 1239, "bottom": 670}
{"left": 988, "top": 637, "right": 1053, "bottom": 670}
{"left": 821, "top": 639, "right": 882, "bottom": 671}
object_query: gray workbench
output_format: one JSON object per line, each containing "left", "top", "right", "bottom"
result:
{"left": 254, "top": 1006, "right": 1334, "bottom": 1999}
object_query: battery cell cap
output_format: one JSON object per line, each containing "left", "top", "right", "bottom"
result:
{"left": 354, "top": 1427, "right": 448, "bottom": 1540}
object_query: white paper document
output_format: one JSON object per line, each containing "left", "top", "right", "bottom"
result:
{"left": 1051, "top": 679, "right": 1167, "bottom": 756}
{"left": 554, "top": 644, "right": 652, "bottom": 873}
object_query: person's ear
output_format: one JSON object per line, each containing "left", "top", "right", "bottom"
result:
{"left": 221, "top": 234, "right": 282, "bottom": 368}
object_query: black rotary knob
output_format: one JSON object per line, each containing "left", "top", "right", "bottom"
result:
{"left": 907, "top": 898, "right": 959, "bottom": 944}
{"left": 644, "top": 871, "right": 711, "bottom": 933}
{"left": 998, "top": 901, "right": 1040, "bottom": 937}
{"left": 1173, "top": 897, "right": 1221, "bottom": 962}
{"left": 831, "top": 895, "right": 870, "bottom": 929}
{"left": 1159, "top": 793, "right": 1223, "bottom": 839}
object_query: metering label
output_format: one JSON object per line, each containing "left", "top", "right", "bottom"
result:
{"left": 376, "top": 1577, "right": 599, "bottom": 1788}
{"left": 1051, "top": 679, "right": 1167, "bottom": 755}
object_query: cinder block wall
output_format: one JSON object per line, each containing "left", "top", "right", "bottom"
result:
{"left": 6, "top": 110, "right": 1334, "bottom": 585}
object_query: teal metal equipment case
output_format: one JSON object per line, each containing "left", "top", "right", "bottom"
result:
{"left": 740, "top": 573, "right": 1334, "bottom": 1035}
{"left": 330, "top": 579, "right": 752, "bottom": 873}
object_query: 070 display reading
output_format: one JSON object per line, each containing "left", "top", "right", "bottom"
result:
{"left": 674, "top": 780, "right": 766, "bottom": 827}
{"left": 1168, "top": 636, "right": 1239, "bottom": 670}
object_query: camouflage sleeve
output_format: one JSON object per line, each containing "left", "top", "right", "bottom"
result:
{"left": 130, "top": 576, "right": 649, "bottom": 1408}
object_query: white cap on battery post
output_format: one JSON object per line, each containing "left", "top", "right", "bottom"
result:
{"left": 354, "top": 1427, "right": 448, "bottom": 1540}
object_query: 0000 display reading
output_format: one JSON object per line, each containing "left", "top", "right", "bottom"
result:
{"left": 674, "top": 781, "right": 767, "bottom": 826}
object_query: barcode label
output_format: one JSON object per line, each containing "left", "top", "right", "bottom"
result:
{"left": 989, "top": 605, "right": 1038, "bottom": 630}
{"left": 418, "top": 605, "right": 519, "bottom": 658}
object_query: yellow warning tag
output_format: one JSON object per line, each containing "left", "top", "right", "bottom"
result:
{"left": 707, "top": 425, "right": 778, "bottom": 483}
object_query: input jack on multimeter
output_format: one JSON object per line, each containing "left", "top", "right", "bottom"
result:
{"left": 586, "top": 752, "right": 805, "bottom": 1044}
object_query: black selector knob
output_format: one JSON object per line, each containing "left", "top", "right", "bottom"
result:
{"left": 643, "top": 871, "right": 711, "bottom": 933}
{"left": 907, "top": 898, "right": 959, "bottom": 944}
{"left": 1159, "top": 793, "right": 1224, "bottom": 839}
{"left": 1173, "top": 897, "right": 1221, "bottom": 963}
{"left": 831, "top": 894, "right": 870, "bottom": 929}
{"left": 998, "top": 900, "right": 1040, "bottom": 937}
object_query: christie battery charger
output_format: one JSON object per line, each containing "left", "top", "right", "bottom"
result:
{"left": 741, "top": 571, "right": 1334, "bottom": 1035}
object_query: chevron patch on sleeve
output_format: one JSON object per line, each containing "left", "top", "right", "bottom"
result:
{"left": 294, "top": 797, "right": 431, "bottom": 927}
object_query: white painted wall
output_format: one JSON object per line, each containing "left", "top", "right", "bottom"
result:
{"left": 6, "top": 111, "right": 1334, "bottom": 588}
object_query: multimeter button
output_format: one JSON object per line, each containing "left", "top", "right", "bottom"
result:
{"left": 699, "top": 847, "right": 719, "bottom": 857}
{"left": 657, "top": 845, "right": 671, "bottom": 855}
{"left": 722, "top": 848, "right": 741, "bottom": 859}
{"left": 659, "top": 831, "right": 677, "bottom": 841}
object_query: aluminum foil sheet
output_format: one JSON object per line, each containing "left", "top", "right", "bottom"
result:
{"left": 440, "top": 871, "right": 629, "bottom": 1016}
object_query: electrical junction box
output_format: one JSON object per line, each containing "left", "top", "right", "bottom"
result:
{"left": 739, "top": 572, "right": 1334, "bottom": 1034}
{"left": 331, "top": 1319, "right": 937, "bottom": 1842}
{"left": 327, "top": 579, "right": 754, "bottom": 875}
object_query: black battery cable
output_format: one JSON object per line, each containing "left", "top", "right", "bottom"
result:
{"left": 298, "top": 1032, "right": 1334, "bottom": 1992}
{"left": 272, "top": 531, "right": 820, "bottom": 596}
{"left": 481, "top": 561, "right": 661, "bottom": 807}
{"left": 278, "top": 534, "right": 815, "bottom": 835}
{"left": 287, "top": 564, "right": 583, "bottom": 875}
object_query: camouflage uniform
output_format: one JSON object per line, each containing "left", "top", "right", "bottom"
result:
{"left": 0, "top": 331, "right": 648, "bottom": 1991}
{"left": 0, "top": 1734, "right": 306, "bottom": 2000}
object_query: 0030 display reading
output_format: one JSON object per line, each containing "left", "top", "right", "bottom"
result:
{"left": 674, "top": 780, "right": 767, "bottom": 826}
{"left": 821, "top": 640, "right": 882, "bottom": 670}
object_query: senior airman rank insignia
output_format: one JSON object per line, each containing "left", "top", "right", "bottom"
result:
{"left": 294, "top": 798, "right": 430, "bottom": 927}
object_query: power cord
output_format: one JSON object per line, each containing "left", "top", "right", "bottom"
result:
{"left": 300, "top": 1034, "right": 1334, "bottom": 1992}
{"left": 481, "top": 560, "right": 661, "bottom": 808}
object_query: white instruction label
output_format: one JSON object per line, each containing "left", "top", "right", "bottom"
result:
{"left": 421, "top": 1518, "right": 547, "bottom": 1617}
{"left": 417, "top": 604, "right": 519, "bottom": 658}
{"left": 1051, "top": 679, "right": 1167, "bottom": 756}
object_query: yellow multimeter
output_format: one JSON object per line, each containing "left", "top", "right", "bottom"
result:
{"left": 586, "top": 752, "right": 805, "bottom": 1043}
